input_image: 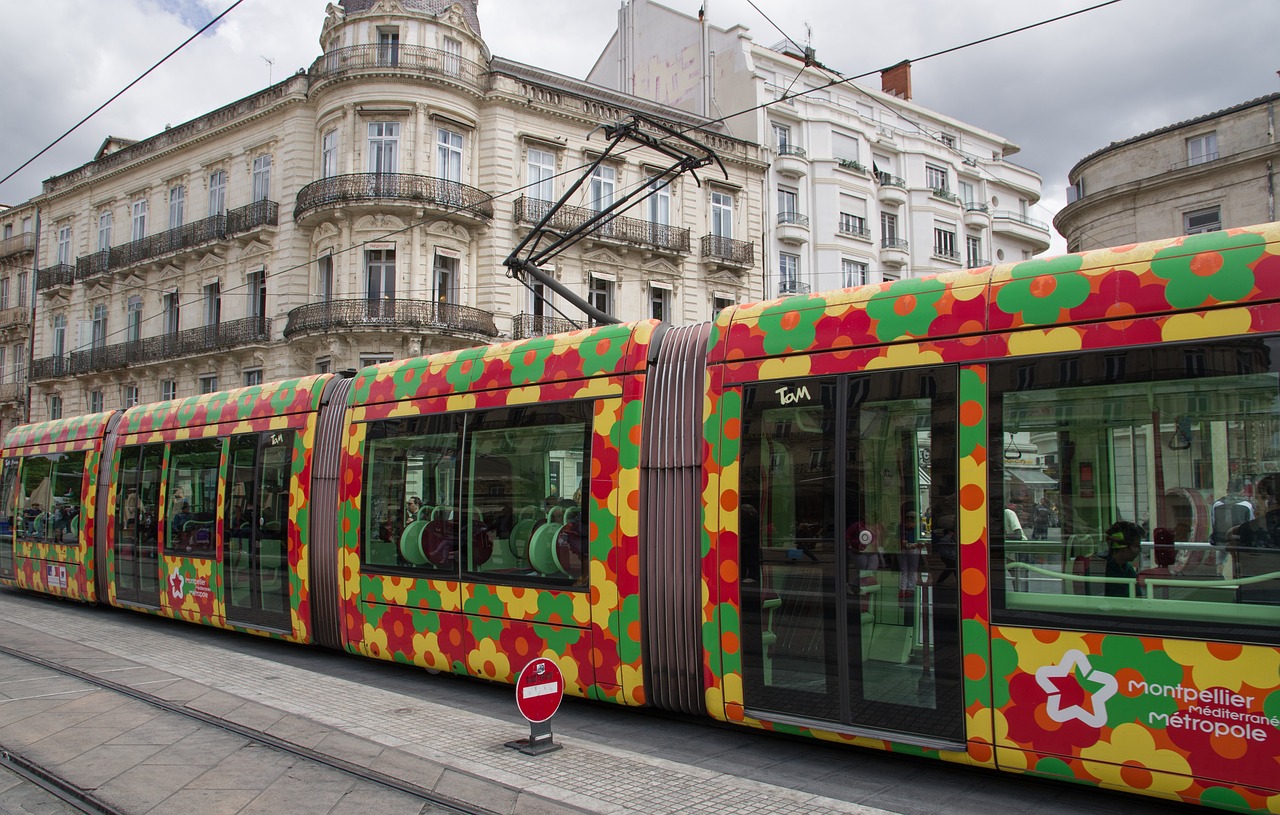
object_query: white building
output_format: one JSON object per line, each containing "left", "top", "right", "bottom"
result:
{"left": 588, "top": 0, "right": 1050, "bottom": 296}
{"left": 14, "top": 0, "right": 766, "bottom": 424}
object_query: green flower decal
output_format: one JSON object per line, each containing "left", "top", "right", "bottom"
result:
{"left": 465, "top": 583, "right": 505, "bottom": 618}
{"left": 616, "top": 400, "right": 644, "bottom": 470}
{"left": 536, "top": 592, "right": 576, "bottom": 625}
{"left": 616, "top": 594, "right": 642, "bottom": 663}
{"left": 579, "top": 325, "right": 630, "bottom": 375}
{"left": 444, "top": 348, "right": 487, "bottom": 392}
{"left": 702, "top": 602, "right": 740, "bottom": 675}
{"left": 974, "top": 619, "right": 1005, "bottom": 709}
{"left": 706, "top": 390, "right": 742, "bottom": 468}
{"left": 867, "top": 277, "right": 946, "bottom": 340}
{"left": 995, "top": 254, "right": 1088, "bottom": 325}
{"left": 533, "top": 621, "right": 580, "bottom": 653}
{"left": 1151, "top": 232, "right": 1265, "bottom": 308}
{"left": 508, "top": 336, "right": 556, "bottom": 384}
{"left": 758, "top": 299, "right": 821, "bottom": 354}
{"left": 1095, "top": 636, "right": 1181, "bottom": 726}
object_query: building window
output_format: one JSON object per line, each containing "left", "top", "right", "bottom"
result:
{"left": 98, "top": 211, "right": 112, "bottom": 251}
{"left": 1184, "top": 206, "right": 1221, "bottom": 235}
{"left": 208, "top": 170, "right": 227, "bottom": 216}
{"left": 368, "top": 122, "right": 399, "bottom": 174}
{"left": 443, "top": 36, "right": 462, "bottom": 76}
{"left": 161, "top": 379, "right": 176, "bottom": 401}
{"left": 588, "top": 275, "right": 613, "bottom": 323}
{"left": 589, "top": 165, "right": 615, "bottom": 212}
{"left": 771, "top": 122, "right": 790, "bottom": 151}
{"left": 834, "top": 132, "right": 860, "bottom": 164}
{"left": 321, "top": 129, "right": 338, "bottom": 178}
{"left": 49, "top": 395, "right": 62, "bottom": 420}
{"left": 163, "top": 292, "right": 180, "bottom": 336}
{"left": 16, "top": 272, "right": 26, "bottom": 309}
{"left": 131, "top": 198, "right": 148, "bottom": 241}
{"left": 204, "top": 282, "right": 221, "bottom": 327}
{"left": 933, "top": 226, "right": 958, "bottom": 260}
{"left": 711, "top": 191, "right": 734, "bottom": 239}
{"left": 881, "top": 211, "right": 899, "bottom": 244}
{"left": 925, "top": 164, "right": 949, "bottom": 193}
{"left": 365, "top": 251, "right": 395, "bottom": 307}
{"left": 777, "top": 187, "right": 798, "bottom": 216}
{"left": 647, "top": 177, "right": 670, "bottom": 226}
{"left": 842, "top": 258, "right": 868, "bottom": 288}
{"left": 127, "top": 296, "right": 142, "bottom": 343}
{"left": 0, "top": 278, "right": 9, "bottom": 311}
{"left": 377, "top": 27, "right": 399, "bottom": 66}
{"left": 713, "top": 295, "right": 734, "bottom": 314}
{"left": 939, "top": 133, "right": 956, "bottom": 148}
{"left": 12, "top": 345, "right": 22, "bottom": 384}
{"left": 966, "top": 234, "right": 984, "bottom": 268}
{"left": 527, "top": 148, "right": 555, "bottom": 201}
{"left": 199, "top": 375, "right": 218, "bottom": 394}
{"left": 315, "top": 357, "right": 332, "bottom": 374}
{"left": 838, "top": 212, "right": 867, "bottom": 237}
{"left": 52, "top": 314, "right": 66, "bottom": 357}
{"left": 650, "top": 285, "right": 670, "bottom": 321}
{"left": 56, "top": 226, "right": 72, "bottom": 266}
{"left": 959, "top": 180, "right": 977, "bottom": 206}
{"left": 359, "top": 353, "right": 394, "bottom": 368}
{"left": 92, "top": 304, "right": 107, "bottom": 349}
{"left": 779, "top": 252, "right": 800, "bottom": 293}
{"left": 169, "top": 185, "right": 185, "bottom": 229}
{"left": 252, "top": 155, "right": 272, "bottom": 202}
{"left": 123, "top": 384, "right": 139, "bottom": 408}
{"left": 1186, "top": 132, "right": 1218, "bottom": 166}
{"left": 243, "top": 369, "right": 264, "bottom": 387}
{"left": 433, "top": 253, "right": 458, "bottom": 304}
{"left": 317, "top": 253, "right": 333, "bottom": 301}
{"left": 248, "top": 269, "right": 266, "bottom": 323}
{"left": 0, "top": 348, "right": 7, "bottom": 383}
{"left": 437, "top": 128, "right": 463, "bottom": 183}
{"left": 89, "top": 390, "right": 104, "bottom": 413}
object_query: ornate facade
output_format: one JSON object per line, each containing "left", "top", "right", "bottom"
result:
{"left": 15, "top": 0, "right": 766, "bottom": 423}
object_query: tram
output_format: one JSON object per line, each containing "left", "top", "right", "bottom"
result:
{"left": 3, "top": 222, "right": 1279, "bottom": 812}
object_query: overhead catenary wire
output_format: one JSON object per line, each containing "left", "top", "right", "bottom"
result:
{"left": 23, "top": 1, "right": 1126, "bottom": 353}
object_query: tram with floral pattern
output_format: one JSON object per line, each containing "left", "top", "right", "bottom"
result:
{"left": 3, "top": 223, "right": 1279, "bottom": 812}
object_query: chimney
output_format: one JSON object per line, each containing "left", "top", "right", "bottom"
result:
{"left": 881, "top": 60, "right": 912, "bottom": 101}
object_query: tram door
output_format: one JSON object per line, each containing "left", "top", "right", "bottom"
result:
{"left": 0, "top": 459, "right": 17, "bottom": 579}
{"left": 115, "top": 444, "right": 164, "bottom": 607}
{"left": 224, "top": 432, "right": 294, "bottom": 631}
{"left": 738, "top": 367, "right": 963, "bottom": 743}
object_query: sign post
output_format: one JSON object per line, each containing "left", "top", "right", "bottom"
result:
{"left": 505, "top": 656, "right": 564, "bottom": 755}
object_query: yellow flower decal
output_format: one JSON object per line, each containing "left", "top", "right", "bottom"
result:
{"left": 1162, "top": 639, "right": 1280, "bottom": 691}
{"left": 468, "top": 637, "right": 511, "bottom": 681}
{"left": 1079, "top": 723, "right": 1193, "bottom": 796}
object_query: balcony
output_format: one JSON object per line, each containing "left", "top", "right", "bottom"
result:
{"left": 774, "top": 144, "right": 808, "bottom": 178}
{"left": 0, "top": 232, "right": 35, "bottom": 260}
{"left": 837, "top": 222, "right": 872, "bottom": 241}
{"left": 932, "top": 247, "right": 962, "bottom": 265}
{"left": 297, "top": 174, "right": 492, "bottom": 225}
{"left": 992, "top": 210, "right": 1052, "bottom": 252}
{"left": 875, "top": 173, "right": 908, "bottom": 206}
{"left": 929, "top": 187, "right": 961, "bottom": 205}
{"left": 881, "top": 238, "right": 910, "bottom": 268}
{"left": 0, "top": 382, "right": 24, "bottom": 405}
{"left": 73, "top": 201, "right": 278, "bottom": 282}
{"left": 0, "top": 306, "right": 30, "bottom": 332}
{"left": 512, "top": 196, "right": 689, "bottom": 254}
{"left": 32, "top": 317, "right": 273, "bottom": 380}
{"left": 776, "top": 211, "right": 810, "bottom": 245}
{"left": 700, "top": 235, "right": 753, "bottom": 269}
{"left": 512, "top": 313, "right": 577, "bottom": 340}
{"left": 778, "top": 280, "right": 811, "bottom": 296}
{"left": 283, "top": 298, "right": 498, "bottom": 340}
{"left": 309, "top": 44, "right": 487, "bottom": 95}
{"left": 963, "top": 202, "right": 991, "bottom": 229}
{"left": 836, "top": 158, "right": 870, "bottom": 175}
{"left": 36, "top": 264, "right": 75, "bottom": 293}
{"left": 966, "top": 257, "right": 992, "bottom": 269}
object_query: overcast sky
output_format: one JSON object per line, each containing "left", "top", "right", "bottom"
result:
{"left": 1, "top": 0, "right": 1276, "bottom": 254}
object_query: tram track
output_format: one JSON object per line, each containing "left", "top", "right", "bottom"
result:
{"left": 0, "top": 642, "right": 500, "bottom": 815}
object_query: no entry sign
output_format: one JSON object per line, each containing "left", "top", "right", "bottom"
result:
{"left": 515, "top": 657, "right": 564, "bottom": 724}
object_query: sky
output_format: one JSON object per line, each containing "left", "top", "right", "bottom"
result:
{"left": 0, "top": 0, "right": 1276, "bottom": 255}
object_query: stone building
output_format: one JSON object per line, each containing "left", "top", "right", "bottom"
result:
{"left": 1054, "top": 92, "right": 1280, "bottom": 252}
{"left": 0, "top": 204, "right": 35, "bottom": 434}
{"left": 587, "top": 0, "right": 1050, "bottom": 296}
{"left": 16, "top": 0, "right": 766, "bottom": 424}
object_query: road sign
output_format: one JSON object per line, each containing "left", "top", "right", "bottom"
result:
{"left": 515, "top": 657, "right": 564, "bottom": 724}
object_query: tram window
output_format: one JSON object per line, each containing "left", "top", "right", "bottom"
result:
{"left": 16, "top": 451, "right": 86, "bottom": 546}
{"left": 362, "top": 414, "right": 463, "bottom": 574}
{"left": 165, "top": 438, "right": 221, "bottom": 558}
{"left": 0, "top": 458, "right": 18, "bottom": 578}
{"left": 991, "top": 339, "right": 1280, "bottom": 641}
{"left": 463, "top": 402, "right": 592, "bottom": 589}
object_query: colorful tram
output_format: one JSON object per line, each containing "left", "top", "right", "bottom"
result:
{"left": 4, "top": 223, "right": 1280, "bottom": 812}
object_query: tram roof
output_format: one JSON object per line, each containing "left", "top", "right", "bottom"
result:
{"left": 348, "top": 320, "right": 659, "bottom": 408}
{"left": 118, "top": 374, "right": 332, "bottom": 435}
{"left": 1, "top": 411, "right": 117, "bottom": 452}
{"left": 708, "top": 221, "right": 1280, "bottom": 366}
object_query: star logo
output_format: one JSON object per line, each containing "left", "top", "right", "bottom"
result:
{"left": 1035, "top": 649, "right": 1117, "bottom": 728}
{"left": 169, "top": 569, "right": 185, "bottom": 600}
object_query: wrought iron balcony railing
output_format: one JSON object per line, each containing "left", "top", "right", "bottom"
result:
{"left": 36, "top": 264, "right": 75, "bottom": 291}
{"left": 512, "top": 196, "right": 690, "bottom": 253}
{"left": 836, "top": 158, "right": 869, "bottom": 173}
{"left": 73, "top": 201, "right": 277, "bottom": 281}
{"left": 967, "top": 257, "right": 992, "bottom": 269}
{"left": 964, "top": 202, "right": 990, "bottom": 214}
{"left": 297, "top": 174, "right": 493, "bottom": 222}
{"left": 992, "top": 210, "right": 1050, "bottom": 232}
{"left": 0, "top": 232, "right": 35, "bottom": 260}
{"left": 837, "top": 222, "right": 871, "bottom": 240}
{"left": 882, "top": 238, "right": 910, "bottom": 251}
{"left": 778, "top": 280, "right": 811, "bottom": 295}
{"left": 283, "top": 298, "right": 499, "bottom": 339}
{"left": 876, "top": 172, "right": 907, "bottom": 188}
{"left": 33, "top": 317, "right": 272, "bottom": 379}
{"left": 309, "top": 44, "right": 486, "bottom": 93}
{"left": 932, "top": 247, "right": 962, "bottom": 262}
{"left": 511, "top": 313, "right": 577, "bottom": 340}
{"left": 930, "top": 187, "right": 961, "bottom": 203}
{"left": 776, "top": 145, "right": 807, "bottom": 158}
{"left": 700, "top": 235, "right": 753, "bottom": 267}
{"left": 777, "top": 212, "right": 809, "bottom": 227}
